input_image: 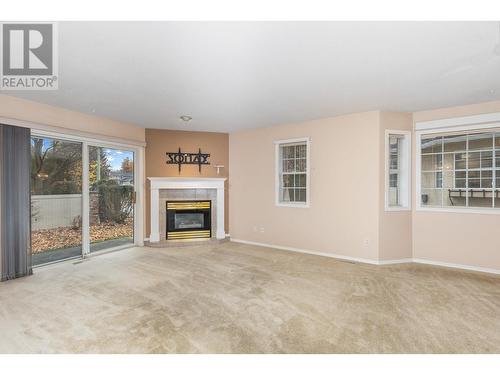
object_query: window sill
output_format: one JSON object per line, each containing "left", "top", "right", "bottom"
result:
{"left": 416, "top": 206, "right": 500, "bottom": 215}
{"left": 385, "top": 206, "right": 411, "bottom": 212}
{"left": 276, "top": 202, "right": 310, "bottom": 208}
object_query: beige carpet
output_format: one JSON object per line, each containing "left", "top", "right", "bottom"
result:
{"left": 0, "top": 242, "right": 499, "bottom": 353}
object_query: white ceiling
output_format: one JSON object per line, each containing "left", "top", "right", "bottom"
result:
{"left": 7, "top": 21, "right": 500, "bottom": 132}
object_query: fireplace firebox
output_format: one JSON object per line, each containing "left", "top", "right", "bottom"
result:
{"left": 166, "top": 200, "right": 211, "bottom": 240}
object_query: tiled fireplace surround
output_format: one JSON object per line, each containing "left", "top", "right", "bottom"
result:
{"left": 148, "top": 177, "right": 226, "bottom": 242}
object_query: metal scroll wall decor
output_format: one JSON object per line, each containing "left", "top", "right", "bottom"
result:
{"left": 166, "top": 147, "right": 210, "bottom": 173}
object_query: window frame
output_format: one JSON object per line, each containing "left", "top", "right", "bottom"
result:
{"left": 274, "top": 137, "right": 311, "bottom": 208}
{"left": 31, "top": 128, "right": 145, "bottom": 256}
{"left": 415, "top": 112, "right": 500, "bottom": 214}
{"left": 385, "top": 130, "right": 412, "bottom": 211}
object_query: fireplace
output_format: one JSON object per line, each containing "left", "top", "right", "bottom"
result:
{"left": 148, "top": 177, "right": 226, "bottom": 242}
{"left": 166, "top": 200, "right": 211, "bottom": 240}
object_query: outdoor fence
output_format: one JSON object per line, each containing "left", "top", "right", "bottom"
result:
{"left": 31, "top": 189, "right": 127, "bottom": 230}
{"left": 31, "top": 194, "right": 82, "bottom": 230}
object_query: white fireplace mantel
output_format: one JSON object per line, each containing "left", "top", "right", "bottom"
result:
{"left": 148, "top": 177, "right": 227, "bottom": 242}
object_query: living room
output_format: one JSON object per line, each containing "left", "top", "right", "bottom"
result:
{"left": 1, "top": 2, "right": 500, "bottom": 372}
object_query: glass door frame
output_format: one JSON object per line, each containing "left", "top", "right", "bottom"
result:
{"left": 31, "top": 129, "right": 144, "bottom": 260}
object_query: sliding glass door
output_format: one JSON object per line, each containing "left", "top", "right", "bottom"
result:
{"left": 31, "top": 135, "right": 137, "bottom": 266}
{"left": 31, "top": 136, "right": 83, "bottom": 265}
{"left": 88, "top": 146, "right": 134, "bottom": 252}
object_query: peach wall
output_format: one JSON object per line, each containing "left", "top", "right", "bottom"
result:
{"left": 145, "top": 129, "right": 229, "bottom": 236}
{"left": 412, "top": 100, "right": 500, "bottom": 270}
{"left": 229, "top": 111, "right": 381, "bottom": 261}
{"left": 0, "top": 94, "right": 145, "bottom": 143}
{"left": 378, "top": 111, "right": 413, "bottom": 260}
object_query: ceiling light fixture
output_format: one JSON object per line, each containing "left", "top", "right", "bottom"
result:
{"left": 180, "top": 115, "right": 192, "bottom": 122}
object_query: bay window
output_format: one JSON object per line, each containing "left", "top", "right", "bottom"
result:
{"left": 418, "top": 130, "right": 500, "bottom": 210}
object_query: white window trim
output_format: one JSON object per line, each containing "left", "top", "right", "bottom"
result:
{"left": 274, "top": 137, "right": 311, "bottom": 208}
{"left": 385, "top": 130, "right": 411, "bottom": 211}
{"left": 415, "top": 115, "right": 500, "bottom": 214}
{"left": 415, "top": 112, "right": 500, "bottom": 132}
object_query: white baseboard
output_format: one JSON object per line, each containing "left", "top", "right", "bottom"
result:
{"left": 378, "top": 258, "right": 414, "bottom": 265}
{"left": 230, "top": 238, "right": 500, "bottom": 275}
{"left": 413, "top": 258, "right": 500, "bottom": 275}
{"left": 231, "top": 238, "right": 411, "bottom": 266}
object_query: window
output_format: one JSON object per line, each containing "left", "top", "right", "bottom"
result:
{"left": 275, "top": 138, "right": 310, "bottom": 207}
{"left": 385, "top": 131, "right": 411, "bottom": 210}
{"left": 419, "top": 130, "right": 500, "bottom": 210}
{"left": 30, "top": 135, "right": 139, "bottom": 265}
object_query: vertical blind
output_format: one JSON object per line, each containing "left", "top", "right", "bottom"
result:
{"left": 0, "top": 124, "right": 32, "bottom": 281}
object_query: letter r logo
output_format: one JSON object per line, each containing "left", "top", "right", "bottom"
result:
{"left": 2, "top": 23, "right": 53, "bottom": 76}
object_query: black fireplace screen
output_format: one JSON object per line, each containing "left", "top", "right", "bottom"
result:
{"left": 166, "top": 200, "right": 211, "bottom": 240}
{"left": 175, "top": 213, "right": 204, "bottom": 229}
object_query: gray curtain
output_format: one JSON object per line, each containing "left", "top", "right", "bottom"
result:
{"left": 0, "top": 124, "right": 32, "bottom": 281}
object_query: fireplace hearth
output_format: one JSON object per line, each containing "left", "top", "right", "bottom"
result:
{"left": 166, "top": 200, "right": 211, "bottom": 240}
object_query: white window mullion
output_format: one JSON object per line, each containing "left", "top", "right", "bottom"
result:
{"left": 440, "top": 149, "right": 444, "bottom": 207}
{"left": 493, "top": 135, "right": 497, "bottom": 208}
{"left": 82, "top": 142, "right": 90, "bottom": 257}
{"left": 465, "top": 135, "right": 469, "bottom": 208}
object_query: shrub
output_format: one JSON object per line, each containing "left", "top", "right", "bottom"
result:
{"left": 96, "top": 180, "right": 133, "bottom": 224}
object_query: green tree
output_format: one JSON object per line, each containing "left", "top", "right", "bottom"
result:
{"left": 31, "top": 138, "right": 83, "bottom": 195}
